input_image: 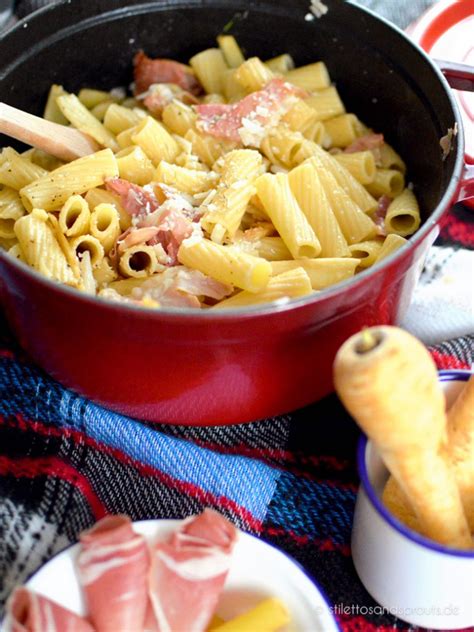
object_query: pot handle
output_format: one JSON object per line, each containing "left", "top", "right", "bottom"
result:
{"left": 435, "top": 59, "right": 474, "bottom": 209}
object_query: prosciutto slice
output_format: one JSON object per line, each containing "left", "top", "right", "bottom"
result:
{"left": 105, "top": 178, "right": 161, "bottom": 217}
{"left": 7, "top": 587, "right": 93, "bottom": 632}
{"left": 195, "top": 78, "right": 305, "bottom": 145}
{"left": 77, "top": 515, "right": 149, "bottom": 632}
{"left": 149, "top": 509, "right": 237, "bottom": 632}
{"left": 344, "top": 133, "right": 384, "bottom": 154}
{"left": 134, "top": 52, "right": 202, "bottom": 96}
{"left": 147, "top": 208, "right": 194, "bottom": 264}
{"left": 373, "top": 194, "right": 391, "bottom": 236}
{"left": 106, "top": 179, "right": 200, "bottom": 265}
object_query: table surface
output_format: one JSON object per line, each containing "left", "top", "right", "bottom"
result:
{"left": 1, "top": 1, "right": 474, "bottom": 631}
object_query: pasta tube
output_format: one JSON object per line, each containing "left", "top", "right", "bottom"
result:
{"left": 255, "top": 173, "right": 321, "bottom": 259}
{"left": 58, "top": 194, "right": 91, "bottom": 237}
{"left": 178, "top": 238, "right": 271, "bottom": 293}
{"left": 0, "top": 218, "right": 16, "bottom": 240}
{"left": 0, "top": 186, "right": 25, "bottom": 221}
{"left": 78, "top": 251, "right": 97, "bottom": 295}
{"left": 309, "top": 143, "right": 377, "bottom": 213}
{"left": 305, "top": 87, "right": 345, "bottom": 121}
{"left": 271, "top": 258, "right": 359, "bottom": 290}
{"left": 0, "top": 187, "right": 25, "bottom": 239}
{"left": 14, "top": 209, "right": 76, "bottom": 285}
{"left": 185, "top": 129, "right": 235, "bottom": 167}
{"left": 256, "top": 236, "right": 292, "bottom": 261}
{"left": 85, "top": 187, "right": 131, "bottom": 231}
{"left": 379, "top": 143, "right": 407, "bottom": 173}
{"left": 48, "top": 213, "right": 81, "bottom": 281}
{"left": 324, "top": 114, "right": 359, "bottom": 148}
{"left": 116, "top": 146, "right": 155, "bottom": 186}
{"left": 303, "top": 157, "right": 376, "bottom": 245}
{"left": 162, "top": 100, "right": 197, "bottom": 136}
{"left": 89, "top": 203, "right": 121, "bottom": 253}
{"left": 119, "top": 244, "right": 159, "bottom": 278}
{"left": 104, "top": 104, "right": 142, "bottom": 135}
{"left": 384, "top": 188, "right": 421, "bottom": 237}
{"left": 285, "top": 62, "right": 330, "bottom": 91}
{"left": 93, "top": 258, "right": 118, "bottom": 288}
{"left": 20, "top": 149, "right": 118, "bottom": 212}
{"left": 131, "top": 117, "right": 180, "bottom": 165}
{"left": 375, "top": 234, "right": 407, "bottom": 262}
{"left": 69, "top": 234, "right": 104, "bottom": 267}
{"left": 217, "top": 35, "right": 245, "bottom": 68}
{"left": 264, "top": 53, "right": 294, "bottom": 73}
{"left": 366, "top": 169, "right": 405, "bottom": 198}
{"left": 116, "top": 125, "right": 138, "bottom": 150}
{"left": 213, "top": 268, "right": 312, "bottom": 309}
{"left": 43, "top": 84, "right": 69, "bottom": 124}
{"left": 234, "top": 57, "right": 274, "bottom": 92}
{"left": 78, "top": 88, "right": 113, "bottom": 109}
{"left": 222, "top": 69, "right": 246, "bottom": 102}
{"left": 0, "top": 148, "right": 48, "bottom": 190}
{"left": 189, "top": 48, "right": 227, "bottom": 93}
{"left": 333, "top": 151, "right": 376, "bottom": 185}
{"left": 155, "top": 162, "right": 219, "bottom": 195}
{"left": 348, "top": 239, "right": 384, "bottom": 269}
{"left": 288, "top": 161, "right": 350, "bottom": 257}
{"left": 57, "top": 94, "right": 119, "bottom": 152}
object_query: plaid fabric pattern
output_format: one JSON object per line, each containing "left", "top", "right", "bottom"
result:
{"left": 0, "top": 199, "right": 473, "bottom": 630}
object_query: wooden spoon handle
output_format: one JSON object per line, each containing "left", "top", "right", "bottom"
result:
{"left": 0, "top": 102, "right": 99, "bottom": 161}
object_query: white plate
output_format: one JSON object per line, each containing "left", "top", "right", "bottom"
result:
{"left": 8, "top": 520, "right": 339, "bottom": 632}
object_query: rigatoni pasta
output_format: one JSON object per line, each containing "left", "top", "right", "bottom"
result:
{"left": 0, "top": 35, "right": 422, "bottom": 310}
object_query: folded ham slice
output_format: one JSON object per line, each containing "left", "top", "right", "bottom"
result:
{"left": 77, "top": 515, "right": 149, "bottom": 632}
{"left": 195, "top": 78, "right": 305, "bottom": 146}
{"left": 134, "top": 51, "right": 202, "bottom": 96}
{"left": 149, "top": 509, "right": 237, "bottom": 632}
{"left": 7, "top": 587, "right": 94, "bottom": 632}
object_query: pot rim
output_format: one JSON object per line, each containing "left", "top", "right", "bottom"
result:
{"left": 0, "top": 0, "right": 466, "bottom": 320}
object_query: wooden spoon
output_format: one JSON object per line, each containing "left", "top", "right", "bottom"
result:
{"left": 0, "top": 102, "right": 99, "bottom": 162}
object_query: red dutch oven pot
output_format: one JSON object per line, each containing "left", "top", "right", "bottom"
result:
{"left": 0, "top": 0, "right": 472, "bottom": 425}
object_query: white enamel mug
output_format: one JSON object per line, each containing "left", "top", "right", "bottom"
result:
{"left": 352, "top": 370, "right": 474, "bottom": 629}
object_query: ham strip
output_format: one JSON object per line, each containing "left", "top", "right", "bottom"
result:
{"left": 148, "top": 209, "right": 193, "bottom": 264}
{"left": 344, "top": 133, "right": 384, "bottom": 153}
{"left": 7, "top": 587, "right": 94, "bottom": 632}
{"left": 373, "top": 194, "right": 391, "bottom": 236}
{"left": 105, "top": 178, "right": 161, "bottom": 217}
{"left": 106, "top": 179, "right": 200, "bottom": 264}
{"left": 118, "top": 226, "right": 161, "bottom": 254}
{"left": 149, "top": 509, "right": 237, "bottom": 632}
{"left": 77, "top": 515, "right": 149, "bottom": 632}
{"left": 134, "top": 51, "right": 202, "bottom": 96}
{"left": 196, "top": 78, "right": 305, "bottom": 145}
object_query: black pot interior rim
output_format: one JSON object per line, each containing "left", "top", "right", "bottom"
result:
{"left": 0, "top": 0, "right": 466, "bottom": 319}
